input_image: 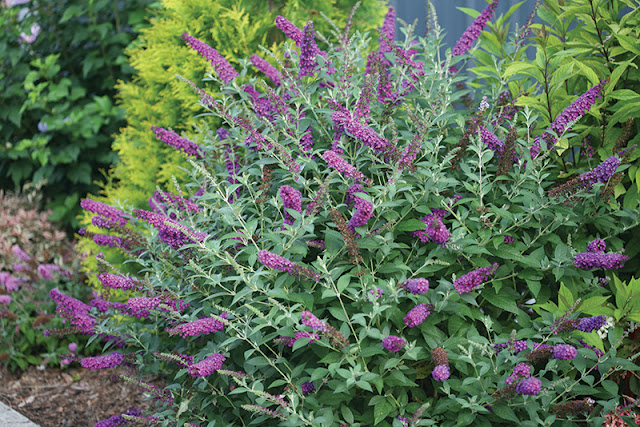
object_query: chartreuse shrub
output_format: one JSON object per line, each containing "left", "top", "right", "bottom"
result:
{"left": 0, "top": 0, "right": 152, "bottom": 228}
{"left": 48, "top": 4, "right": 640, "bottom": 426}
{"left": 0, "top": 186, "right": 100, "bottom": 371}
{"left": 468, "top": 0, "right": 640, "bottom": 268}
{"left": 76, "top": 0, "right": 388, "bottom": 283}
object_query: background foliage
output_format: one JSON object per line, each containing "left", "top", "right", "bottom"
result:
{"left": 0, "top": 0, "right": 153, "bottom": 228}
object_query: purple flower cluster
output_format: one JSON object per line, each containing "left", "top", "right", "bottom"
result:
{"left": 38, "top": 264, "right": 60, "bottom": 280}
{"left": 532, "top": 81, "right": 605, "bottom": 157}
{"left": 586, "top": 238, "right": 606, "bottom": 252}
{"left": 244, "top": 84, "right": 275, "bottom": 121}
{"left": 346, "top": 184, "right": 366, "bottom": 207}
{"left": 494, "top": 340, "right": 529, "bottom": 354}
{"left": 299, "top": 21, "right": 319, "bottom": 78}
{"left": 12, "top": 245, "right": 31, "bottom": 262}
{"left": 126, "top": 296, "right": 161, "bottom": 319}
{"left": 134, "top": 209, "right": 206, "bottom": 250}
{"left": 516, "top": 377, "right": 542, "bottom": 395}
{"left": 275, "top": 16, "right": 303, "bottom": 45}
{"left": 549, "top": 81, "right": 605, "bottom": 144}
{"left": 49, "top": 288, "right": 96, "bottom": 333}
{"left": 576, "top": 315, "right": 606, "bottom": 333}
{"left": 151, "top": 126, "right": 204, "bottom": 159}
{"left": 80, "top": 352, "right": 125, "bottom": 369}
{"left": 378, "top": 7, "right": 396, "bottom": 57}
{"left": 504, "top": 235, "right": 515, "bottom": 244}
{"left": 479, "top": 126, "right": 504, "bottom": 154}
{"left": 432, "top": 364, "right": 450, "bottom": 382}
{"left": 0, "top": 272, "right": 21, "bottom": 292}
{"left": 412, "top": 213, "right": 450, "bottom": 246}
{"left": 301, "top": 381, "right": 316, "bottom": 394}
{"left": 322, "top": 149, "right": 366, "bottom": 182}
{"left": 398, "top": 135, "right": 422, "bottom": 173}
{"left": 258, "top": 250, "right": 295, "bottom": 273}
{"left": 349, "top": 197, "right": 373, "bottom": 229}
{"left": 181, "top": 33, "right": 238, "bottom": 83}
{"left": 453, "top": 263, "right": 499, "bottom": 294}
{"left": 166, "top": 314, "right": 228, "bottom": 338}
{"left": 97, "top": 273, "right": 138, "bottom": 291}
{"left": 188, "top": 353, "right": 226, "bottom": 377}
{"left": 578, "top": 155, "right": 620, "bottom": 189}
{"left": 552, "top": 344, "right": 577, "bottom": 360}
{"left": 382, "top": 335, "right": 406, "bottom": 353}
{"left": 301, "top": 310, "right": 326, "bottom": 332}
{"left": 94, "top": 409, "right": 142, "bottom": 427}
{"left": 280, "top": 185, "right": 302, "bottom": 226}
{"left": 275, "top": 331, "right": 320, "bottom": 347}
{"left": 451, "top": 0, "right": 499, "bottom": 58}
{"left": 574, "top": 251, "right": 628, "bottom": 270}
{"left": 80, "top": 199, "right": 128, "bottom": 226}
{"left": 153, "top": 191, "right": 202, "bottom": 214}
{"left": 400, "top": 278, "right": 430, "bottom": 295}
{"left": 505, "top": 363, "right": 531, "bottom": 385}
{"left": 404, "top": 303, "right": 433, "bottom": 328}
{"left": 93, "top": 234, "right": 129, "bottom": 250}
{"left": 250, "top": 54, "right": 281, "bottom": 86}
{"left": 332, "top": 110, "right": 392, "bottom": 154}
{"left": 0, "top": 295, "right": 11, "bottom": 304}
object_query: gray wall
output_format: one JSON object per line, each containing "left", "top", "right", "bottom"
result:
{"left": 390, "top": 0, "right": 537, "bottom": 49}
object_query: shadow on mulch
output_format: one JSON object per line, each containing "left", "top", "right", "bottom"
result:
{"left": 0, "top": 365, "right": 164, "bottom": 427}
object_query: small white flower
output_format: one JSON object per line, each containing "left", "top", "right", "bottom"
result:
{"left": 597, "top": 316, "right": 615, "bottom": 339}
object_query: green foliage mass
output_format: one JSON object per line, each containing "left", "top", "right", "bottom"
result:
{"left": 78, "top": 0, "right": 388, "bottom": 282}
{"left": 58, "top": 3, "right": 640, "bottom": 424}
{"left": 470, "top": 0, "right": 640, "bottom": 271}
{"left": 0, "top": 0, "right": 152, "bottom": 228}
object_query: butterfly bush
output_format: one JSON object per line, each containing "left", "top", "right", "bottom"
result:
{"left": 46, "top": 4, "right": 640, "bottom": 426}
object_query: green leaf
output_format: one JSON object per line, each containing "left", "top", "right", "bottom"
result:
{"left": 396, "top": 219, "right": 426, "bottom": 232}
{"left": 558, "top": 283, "right": 575, "bottom": 310}
{"left": 615, "top": 34, "right": 640, "bottom": 56}
{"left": 481, "top": 287, "right": 520, "bottom": 314}
{"left": 373, "top": 399, "right": 393, "bottom": 425}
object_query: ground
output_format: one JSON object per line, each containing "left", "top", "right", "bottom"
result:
{"left": 0, "top": 365, "right": 163, "bottom": 426}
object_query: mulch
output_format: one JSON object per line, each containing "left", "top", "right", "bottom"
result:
{"left": 0, "top": 365, "right": 164, "bottom": 427}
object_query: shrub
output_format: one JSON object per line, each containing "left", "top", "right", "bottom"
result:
{"left": 50, "top": 3, "right": 640, "bottom": 426}
{"left": 76, "top": 0, "right": 389, "bottom": 283}
{"left": 0, "top": 0, "right": 152, "bottom": 228}
{"left": 0, "top": 186, "right": 100, "bottom": 371}
{"left": 470, "top": 0, "right": 640, "bottom": 270}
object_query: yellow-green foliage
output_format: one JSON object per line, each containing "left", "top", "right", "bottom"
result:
{"left": 78, "top": 0, "right": 388, "bottom": 281}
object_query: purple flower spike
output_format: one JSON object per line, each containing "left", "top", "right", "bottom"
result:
{"left": 80, "top": 352, "right": 125, "bottom": 369}
{"left": 151, "top": 126, "right": 204, "bottom": 159}
{"left": 301, "top": 381, "right": 316, "bottom": 394}
{"left": 97, "top": 273, "right": 138, "bottom": 291}
{"left": 576, "top": 315, "right": 606, "bottom": 333}
{"left": 258, "top": 250, "right": 295, "bottom": 273}
{"left": 506, "top": 363, "right": 531, "bottom": 385}
{"left": 181, "top": 33, "right": 238, "bottom": 83}
{"left": 280, "top": 185, "right": 302, "bottom": 226}
{"left": 382, "top": 335, "right": 406, "bottom": 353}
{"left": 574, "top": 251, "right": 628, "bottom": 270}
{"left": 275, "top": 16, "right": 303, "bottom": 46}
{"left": 404, "top": 303, "right": 433, "bottom": 328}
{"left": 552, "top": 344, "right": 577, "bottom": 360}
{"left": 299, "top": 21, "right": 319, "bottom": 78}
{"left": 516, "top": 377, "right": 542, "bottom": 395}
{"left": 301, "top": 310, "right": 326, "bottom": 332}
{"left": 166, "top": 314, "right": 228, "bottom": 338}
{"left": 432, "top": 365, "right": 450, "bottom": 382}
{"left": 12, "top": 245, "right": 31, "bottom": 262}
{"left": 378, "top": 7, "right": 396, "bottom": 56}
{"left": 479, "top": 126, "right": 504, "bottom": 154}
{"left": 586, "top": 238, "right": 606, "bottom": 253}
{"left": 49, "top": 288, "right": 96, "bottom": 333}
{"left": 579, "top": 155, "right": 620, "bottom": 189}
{"left": 322, "top": 150, "right": 367, "bottom": 182}
{"left": 348, "top": 197, "right": 373, "bottom": 229}
{"left": 127, "top": 296, "right": 161, "bottom": 319}
{"left": 332, "top": 110, "right": 392, "bottom": 154}
{"left": 250, "top": 54, "right": 281, "bottom": 86}
{"left": 451, "top": 0, "right": 499, "bottom": 59}
{"left": 453, "top": 263, "right": 499, "bottom": 294}
{"left": 188, "top": 353, "right": 226, "bottom": 377}
{"left": 400, "top": 278, "right": 429, "bottom": 295}
{"left": 80, "top": 199, "right": 128, "bottom": 226}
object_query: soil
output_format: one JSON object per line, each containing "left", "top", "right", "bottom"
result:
{"left": 0, "top": 365, "right": 163, "bottom": 427}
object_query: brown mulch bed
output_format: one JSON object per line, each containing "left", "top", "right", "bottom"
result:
{"left": 0, "top": 365, "right": 164, "bottom": 427}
